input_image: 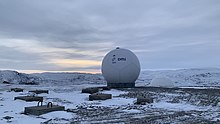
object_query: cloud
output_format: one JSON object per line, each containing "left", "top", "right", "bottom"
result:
{"left": 0, "top": 0, "right": 220, "bottom": 72}
{"left": 0, "top": 39, "right": 103, "bottom": 72}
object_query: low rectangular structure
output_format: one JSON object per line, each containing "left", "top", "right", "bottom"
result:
{"left": 89, "top": 93, "right": 112, "bottom": 101}
{"left": 82, "top": 87, "right": 99, "bottom": 94}
{"left": 29, "top": 90, "right": 49, "bottom": 94}
{"left": 24, "top": 105, "right": 65, "bottom": 116}
{"left": 14, "top": 96, "right": 43, "bottom": 102}
{"left": 11, "top": 88, "right": 23, "bottom": 92}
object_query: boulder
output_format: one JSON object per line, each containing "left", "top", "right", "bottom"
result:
{"left": 136, "top": 96, "right": 153, "bottom": 105}
{"left": 3, "top": 81, "right": 10, "bottom": 84}
{"left": 3, "top": 116, "right": 13, "bottom": 121}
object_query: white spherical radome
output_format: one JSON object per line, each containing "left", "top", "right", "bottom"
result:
{"left": 101, "top": 47, "right": 140, "bottom": 88}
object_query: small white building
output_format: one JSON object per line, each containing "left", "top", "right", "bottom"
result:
{"left": 149, "top": 77, "right": 174, "bottom": 88}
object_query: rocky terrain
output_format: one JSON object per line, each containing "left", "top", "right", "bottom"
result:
{"left": 62, "top": 87, "right": 220, "bottom": 124}
{"left": 0, "top": 70, "right": 40, "bottom": 85}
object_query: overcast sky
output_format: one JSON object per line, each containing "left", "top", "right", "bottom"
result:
{"left": 0, "top": 0, "right": 220, "bottom": 73}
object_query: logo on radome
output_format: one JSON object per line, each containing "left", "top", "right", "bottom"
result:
{"left": 118, "top": 58, "right": 126, "bottom": 61}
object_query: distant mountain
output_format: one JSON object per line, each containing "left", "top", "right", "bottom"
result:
{"left": 0, "top": 70, "right": 105, "bottom": 85}
{"left": 137, "top": 68, "right": 220, "bottom": 86}
{"left": 1, "top": 68, "right": 220, "bottom": 86}
{"left": 32, "top": 72, "right": 105, "bottom": 85}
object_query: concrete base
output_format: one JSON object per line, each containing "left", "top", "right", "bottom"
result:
{"left": 82, "top": 87, "right": 99, "bottom": 94}
{"left": 24, "top": 105, "right": 65, "bottom": 116}
{"left": 89, "top": 93, "right": 112, "bottom": 101}
{"left": 14, "top": 96, "right": 43, "bottom": 102}
{"left": 11, "top": 88, "right": 23, "bottom": 92}
{"left": 136, "top": 96, "right": 153, "bottom": 105}
{"left": 29, "top": 90, "right": 49, "bottom": 94}
{"left": 107, "top": 83, "right": 135, "bottom": 88}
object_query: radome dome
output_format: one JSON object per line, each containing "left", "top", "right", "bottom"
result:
{"left": 101, "top": 47, "right": 140, "bottom": 88}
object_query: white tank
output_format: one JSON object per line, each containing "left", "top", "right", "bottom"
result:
{"left": 150, "top": 77, "right": 174, "bottom": 88}
{"left": 101, "top": 47, "right": 140, "bottom": 88}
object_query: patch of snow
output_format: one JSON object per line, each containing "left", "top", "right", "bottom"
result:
{"left": 97, "top": 97, "right": 135, "bottom": 107}
{"left": 11, "top": 115, "right": 45, "bottom": 124}
{"left": 179, "top": 86, "right": 220, "bottom": 89}
{"left": 152, "top": 101, "right": 211, "bottom": 111}
{"left": 0, "top": 91, "right": 45, "bottom": 124}
{"left": 123, "top": 109, "right": 141, "bottom": 113}
{"left": 0, "top": 84, "right": 90, "bottom": 123}
{"left": 41, "top": 111, "right": 75, "bottom": 119}
{"left": 45, "top": 91, "right": 89, "bottom": 109}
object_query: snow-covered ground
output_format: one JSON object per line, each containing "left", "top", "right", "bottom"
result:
{"left": 0, "top": 84, "right": 78, "bottom": 124}
{"left": 0, "top": 84, "right": 136, "bottom": 123}
{"left": 1, "top": 68, "right": 220, "bottom": 123}
{"left": 1, "top": 83, "right": 220, "bottom": 123}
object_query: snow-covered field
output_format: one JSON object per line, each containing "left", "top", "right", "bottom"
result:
{"left": 1, "top": 68, "right": 220, "bottom": 123}
{"left": 0, "top": 83, "right": 136, "bottom": 123}
{"left": 1, "top": 83, "right": 220, "bottom": 123}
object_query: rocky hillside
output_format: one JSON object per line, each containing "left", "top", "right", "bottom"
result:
{"left": 1, "top": 68, "right": 220, "bottom": 86}
{"left": 0, "top": 70, "right": 105, "bottom": 85}
{"left": 33, "top": 72, "right": 105, "bottom": 85}
{"left": 0, "top": 70, "right": 40, "bottom": 85}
